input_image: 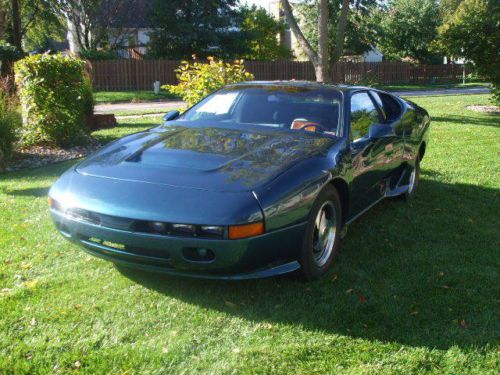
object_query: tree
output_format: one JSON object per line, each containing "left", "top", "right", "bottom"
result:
{"left": 53, "top": 0, "right": 140, "bottom": 51}
{"left": 0, "top": 0, "right": 61, "bottom": 53}
{"left": 294, "top": 0, "right": 379, "bottom": 59}
{"left": 280, "top": 0, "right": 350, "bottom": 83}
{"left": 148, "top": 0, "right": 240, "bottom": 59}
{"left": 239, "top": 5, "right": 292, "bottom": 60}
{"left": 436, "top": 0, "right": 499, "bottom": 103}
{"left": 374, "top": 0, "right": 441, "bottom": 64}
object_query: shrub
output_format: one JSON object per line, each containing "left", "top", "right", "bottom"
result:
{"left": 79, "top": 49, "right": 119, "bottom": 61}
{"left": 15, "top": 54, "right": 93, "bottom": 147}
{"left": 163, "top": 57, "right": 254, "bottom": 106}
{"left": 0, "top": 79, "right": 21, "bottom": 171}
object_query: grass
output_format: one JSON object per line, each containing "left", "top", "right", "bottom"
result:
{"left": 1, "top": 95, "right": 499, "bottom": 374}
{"left": 377, "top": 81, "right": 490, "bottom": 92}
{"left": 93, "top": 90, "right": 179, "bottom": 104}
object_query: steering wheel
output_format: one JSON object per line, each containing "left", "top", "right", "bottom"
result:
{"left": 297, "top": 122, "right": 329, "bottom": 133}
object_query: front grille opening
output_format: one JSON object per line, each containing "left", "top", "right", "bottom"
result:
{"left": 82, "top": 236, "right": 171, "bottom": 262}
{"left": 182, "top": 247, "right": 215, "bottom": 262}
{"left": 87, "top": 237, "right": 126, "bottom": 251}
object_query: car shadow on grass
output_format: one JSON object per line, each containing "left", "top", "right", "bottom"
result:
{"left": 117, "top": 173, "right": 499, "bottom": 351}
{"left": 431, "top": 114, "right": 499, "bottom": 127}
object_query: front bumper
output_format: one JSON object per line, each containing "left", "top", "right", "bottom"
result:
{"left": 51, "top": 209, "right": 305, "bottom": 279}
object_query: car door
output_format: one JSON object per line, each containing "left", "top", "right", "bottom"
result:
{"left": 348, "top": 91, "right": 397, "bottom": 217}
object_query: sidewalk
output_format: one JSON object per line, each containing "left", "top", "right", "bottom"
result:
{"left": 94, "top": 100, "right": 185, "bottom": 114}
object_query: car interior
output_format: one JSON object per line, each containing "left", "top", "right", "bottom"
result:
{"left": 182, "top": 88, "right": 342, "bottom": 135}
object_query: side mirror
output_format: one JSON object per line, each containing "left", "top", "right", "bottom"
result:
{"left": 368, "top": 123, "right": 394, "bottom": 139}
{"left": 163, "top": 110, "right": 180, "bottom": 122}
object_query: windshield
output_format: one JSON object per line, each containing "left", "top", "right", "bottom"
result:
{"left": 178, "top": 85, "right": 342, "bottom": 135}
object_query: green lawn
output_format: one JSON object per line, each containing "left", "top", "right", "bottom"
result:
{"left": 93, "top": 90, "right": 178, "bottom": 104}
{"left": 1, "top": 95, "right": 499, "bottom": 374}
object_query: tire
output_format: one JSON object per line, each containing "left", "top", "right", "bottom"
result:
{"left": 298, "top": 185, "right": 342, "bottom": 281}
{"left": 402, "top": 155, "right": 421, "bottom": 201}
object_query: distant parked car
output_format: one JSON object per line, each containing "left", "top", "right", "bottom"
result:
{"left": 49, "top": 81, "right": 430, "bottom": 280}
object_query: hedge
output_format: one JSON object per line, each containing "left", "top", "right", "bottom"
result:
{"left": 14, "top": 54, "right": 93, "bottom": 147}
{"left": 0, "top": 84, "right": 21, "bottom": 171}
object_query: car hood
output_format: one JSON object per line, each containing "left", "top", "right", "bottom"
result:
{"left": 76, "top": 123, "right": 336, "bottom": 192}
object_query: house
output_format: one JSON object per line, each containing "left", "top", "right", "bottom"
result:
{"left": 340, "top": 47, "right": 383, "bottom": 63}
{"left": 67, "top": 0, "right": 154, "bottom": 58}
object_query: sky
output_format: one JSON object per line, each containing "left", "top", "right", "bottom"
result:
{"left": 242, "top": 0, "right": 273, "bottom": 8}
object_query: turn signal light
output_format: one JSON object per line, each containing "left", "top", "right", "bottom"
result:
{"left": 228, "top": 222, "right": 264, "bottom": 240}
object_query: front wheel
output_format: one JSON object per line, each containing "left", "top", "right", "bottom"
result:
{"left": 298, "top": 186, "right": 342, "bottom": 281}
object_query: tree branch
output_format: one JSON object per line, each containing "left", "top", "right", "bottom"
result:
{"left": 280, "top": 0, "right": 318, "bottom": 66}
{"left": 331, "top": 0, "right": 350, "bottom": 65}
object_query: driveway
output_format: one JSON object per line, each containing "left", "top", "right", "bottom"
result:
{"left": 95, "top": 87, "right": 490, "bottom": 114}
{"left": 94, "top": 100, "right": 185, "bottom": 114}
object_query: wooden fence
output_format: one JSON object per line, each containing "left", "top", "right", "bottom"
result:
{"left": 87, "top": 60, "right": 467, "bottom": 91}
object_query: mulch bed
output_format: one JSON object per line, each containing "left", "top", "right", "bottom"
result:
{"left": 3, "top": 140, "right": 102, "bottom": 173}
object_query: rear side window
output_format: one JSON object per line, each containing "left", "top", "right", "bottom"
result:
{"left": 371, "top": 92, "right": 402, "bottom": 122}
{"left": 350, "top": 92, "right": 381, "bottom": 140}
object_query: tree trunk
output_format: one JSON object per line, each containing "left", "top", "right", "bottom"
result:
{"left": 280, "top": 0, "right": 319, "bottom": 71}
{"left": 0, "top": 9, "right": 7, "bottom": 40}
{"left": 11, "top": 0, "right": 22, "bottom": 51}
{"left": 317, "top": 0, "right": 331, "bottom": 82}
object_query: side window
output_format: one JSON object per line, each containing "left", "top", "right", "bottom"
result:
{"left": 370, "top": 92, "right": 402, "bottom": 122}
{"left": 350, "top": 92, "right": 381, "bottom": 140}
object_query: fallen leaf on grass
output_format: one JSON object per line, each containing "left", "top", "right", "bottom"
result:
{"left": 345, "top": 289, "right": 353, "bottom": 294}
{"left": 24, "top": 280, "right": 38, "bottom": 289}
{"left": 460, "top": 319, "right": 468, "bottom": 329}
{"left": 358, "top": 294, "right": 367, "bottom": 304}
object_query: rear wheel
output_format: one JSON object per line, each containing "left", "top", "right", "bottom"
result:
{"left": 298, "top": 186, "right": 342, "bottom": 281}
{"left": 402, "top": 155, "right": 420, "bottom": 200}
